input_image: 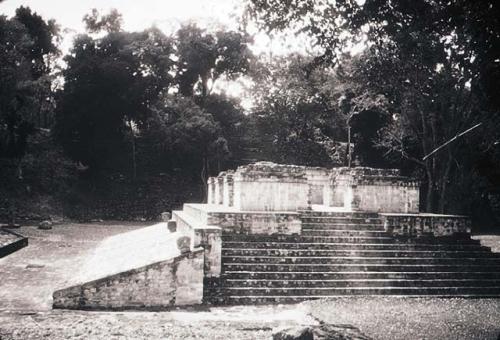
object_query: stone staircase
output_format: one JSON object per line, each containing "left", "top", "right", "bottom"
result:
{"left": 205, "top": 211, "right": 500, "bottom": 305}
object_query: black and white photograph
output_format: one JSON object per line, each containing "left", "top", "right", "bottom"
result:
{"left": 1, "top": 0, "right": 500, "bottom": 339}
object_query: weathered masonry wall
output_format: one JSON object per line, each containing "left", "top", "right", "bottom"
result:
{"left": 234, "top": 163, "right": 309, "bottom": 211}
{"left": 53, "top": 249, "right": 204, "bottom": 310}
{"left": 207, "top": 162, "right": 420, "bottom": 213}
{"left": 207, "top": 211, "right": 301, "bottom": 235}
{"left": 344, "top": 168, "right": 420, "bottom": 213}
{"left": 173, "top": 209, "right": 222, "bottom": 278}
{"left": 177, "top": 203, "right": 301, "bottom": 236}
{"left": 381, "top": 213, "right": 471, "bottom": 238}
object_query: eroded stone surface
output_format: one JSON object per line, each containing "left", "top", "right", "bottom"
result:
{"left": 53, "top": 249, "right": 204, "bottom": 310}
{"left": 208, "top": 162, "right": 419, "bottom": 213}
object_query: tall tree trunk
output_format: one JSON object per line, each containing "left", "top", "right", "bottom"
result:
{"left": 347, "top": 122, "right": 352, "bottom": 167}
{"left": 438, "top": 151, "right": 453, "bottom": 214}
{"left": 200, "top": 74, "right": 209, "bottom": 105}
{"left": 129, "top": 120, "right": 137, "bottom": 181}
{"left": 425, "top": 164, "right": 434, "bottom": 213}
{"left": 200, "top": 156, "right": 208, "bottom": 202}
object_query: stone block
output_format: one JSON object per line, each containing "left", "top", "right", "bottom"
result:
{"left": 160, "top": 212, "right": 171, "bottom": 222}
{"left": 38, "top": 220, "right": 52, "bottom": 230}
{"left": 167, "top": 220, "right": 177, "bottom": 233}
{"left": 176, "top": 236, "right": 191, "bottom": 253}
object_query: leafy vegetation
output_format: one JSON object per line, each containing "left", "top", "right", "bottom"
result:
{"left": 1, "top": 4, "right": 499, "bottom": 228}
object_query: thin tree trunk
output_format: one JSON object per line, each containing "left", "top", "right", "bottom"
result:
{"left": 425, "top": 164, "right": 434, "bottom": 212}
{"left": 347, "top": 122, "right": 352, "bottom": 168}
{"left": 438, "top": 151, "right": 453, "bottom": 214}
{"left": 129, "top": 120, "right": 137, "bottom": 181}
{"left": 200, "top": 156, "right": 208, "bottom": 202}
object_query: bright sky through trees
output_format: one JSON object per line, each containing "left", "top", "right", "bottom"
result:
{"left": 0, "top": 0, "right": 294, "bottom": 108}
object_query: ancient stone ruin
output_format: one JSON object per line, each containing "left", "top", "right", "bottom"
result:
{"left": 53, "top": 162, "right": 500, "bottom": 310}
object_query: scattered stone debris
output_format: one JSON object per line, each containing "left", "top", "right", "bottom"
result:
{"left": 167, "top": 220, "right": 177, "bottom": 232}
{"left": 38, "top": 220, "right": 53, "bottom": 230}
{"left": 272, "top": 323, "right": 372, "bottom": 340}
{"left": 161, "top": 212, "right": 171, "bottom": 221}
{"left": 26, "top": 263, "right": 45, "bottom": 269}
{"left": 176, "top": 236, "right": 191, "bottom": 253}
{"left": 1, "top": 223, "right": 21, "bottom": 229}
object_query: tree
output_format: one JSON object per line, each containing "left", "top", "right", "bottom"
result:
{"left": 153, "top": 96, "right": 228, "bottom": 198}
{"left": 315, "top": 56, "right": 389, "bottom": 167}
{"left": 245, "top": 0, "right": 500, "bottom": 214}
{"left": 175, "top": 24, "right": 253, "bottom": 103}
{"left": 83, "top": 8, "right": 123, "bottom": 34}
{"left": 55, "top": 28, "right": 175, "bottom": 178}
{"left": 250, "top": 54, "right": 339, "bottom": 166}
{"left": 202, "top": 93, "right": 249, "bottom": 170}
{"left": 0, "top": 7, "right": 60, "bottom": 173}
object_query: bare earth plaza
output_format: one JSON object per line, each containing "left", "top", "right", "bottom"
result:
{"left": 2, "top": 0, "right": 500, "bottom": 339}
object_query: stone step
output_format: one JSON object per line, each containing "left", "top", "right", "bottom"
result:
{"left": 301, "top": 223, "right": 385, "bottom": 231}
{"left": 219, "top": 278, "right": 500, "bottom": 288}
{"left": 300, "top": 229, "right": 389, "bottom": 237}
{"left": 211, "top": 291, "right": 500, "bottom": 305}
{"left": 222, "top": 241, "right": 488, "bottom": 251}
{"left": 221, "top": 234, "right": 480, "bottom": 245}
{"left": 222, "top": 255, "right": 500, "bottom": 265}
{"left": 222, "top": 271, "right": 500, "bottom": 281}
{"left": 223, "top": 263, "right": 500, "bottom": 272}
{"left": 300, "top": 217, "right": 383, "bottom": 224}
{"left": 211, "top": 286, "right": 500, "bottom": 297}
{"left": 299, "top": 211, "right": 380, "bottom": 218}
{"left": 221, "top": 248, "right": 497, "bottom": 258}
{"left": 222, "top": 234, "right": 396, "bottom": 244}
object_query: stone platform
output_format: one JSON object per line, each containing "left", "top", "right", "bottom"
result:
{"left": 52, "top": 162, "right": 496, "bottom": 309}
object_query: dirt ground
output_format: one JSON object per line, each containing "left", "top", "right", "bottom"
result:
{"left": 1, "top": 223, "right": 500, "bottom": 340}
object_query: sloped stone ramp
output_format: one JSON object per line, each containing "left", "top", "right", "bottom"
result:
{"left": 53, "top": 223, "right": 204, "bottom": 310}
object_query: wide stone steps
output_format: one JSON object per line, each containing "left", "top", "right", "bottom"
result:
{"left": 298, "top": 211, "right": 380, "bottom": 218}
{"left": 223, "top": 263, "right": 500, "bottom": 272}
{"left": 215, "top": 286, "right": 500, "bottom": 296}
{"left": 222, "top": 255, "right": 500, "bottom": 265}
{"left": 222, "top": 234, "right": 480, "bottom": 245}
{"left": 222, "top": 248, "right": 497, "bottom": 258}
{"left": 221, "top": 278, "right": 500, "bottom": 288}
{"left": 222, "top": 241, "right": 488, "bottom": 251}
{"left": 205, "top": 211, "right": 500, "bottom": 305}
{"left": 301, "top": 217, "right": 383, "bottom": 224}
{"left": 301, "top": 223, "right": 385, "bottom": 231}
{"left": 301, "top": 229, "right": 389, "bottom": 237}
{"left": 222, "top": 271, "right": 500, "bottom": 281}
{"left": 212, "top": 293, "right": 500, "bottom": 305}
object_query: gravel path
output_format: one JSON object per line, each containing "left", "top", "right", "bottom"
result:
{"left": 0, "top": 305, "right": 314, "bottom": 340}
{"left": 308, "top": 297, "right": 500, "bottom": 340}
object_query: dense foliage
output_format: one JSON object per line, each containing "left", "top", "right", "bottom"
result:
{"left": 1, "top": 4, "right": 499, "bottom": 227}
{"left": 246, "top": 0, "right": 500, "bottom": 221}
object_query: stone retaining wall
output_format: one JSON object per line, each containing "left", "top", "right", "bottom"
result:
{"left": 207, "top": 212, "right": 301, "bottom": 235}
{"left": 53, "top": 249, "right": 204, "bottom": 310}
{"left": 381, "top": 213, "right": 471, "bottom": 238}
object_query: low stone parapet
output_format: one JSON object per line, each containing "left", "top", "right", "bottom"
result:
{"left": 173, "top": 208, "right": 222, "bottom": 277}
{"left": 207, "top": 211, "right": 301, "bottom": 235}
{"left": 179, "top": 203, "right": 302, "bottom": 235}
{"left": 381, "top": 213, "right": 471, "bottom": 238}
